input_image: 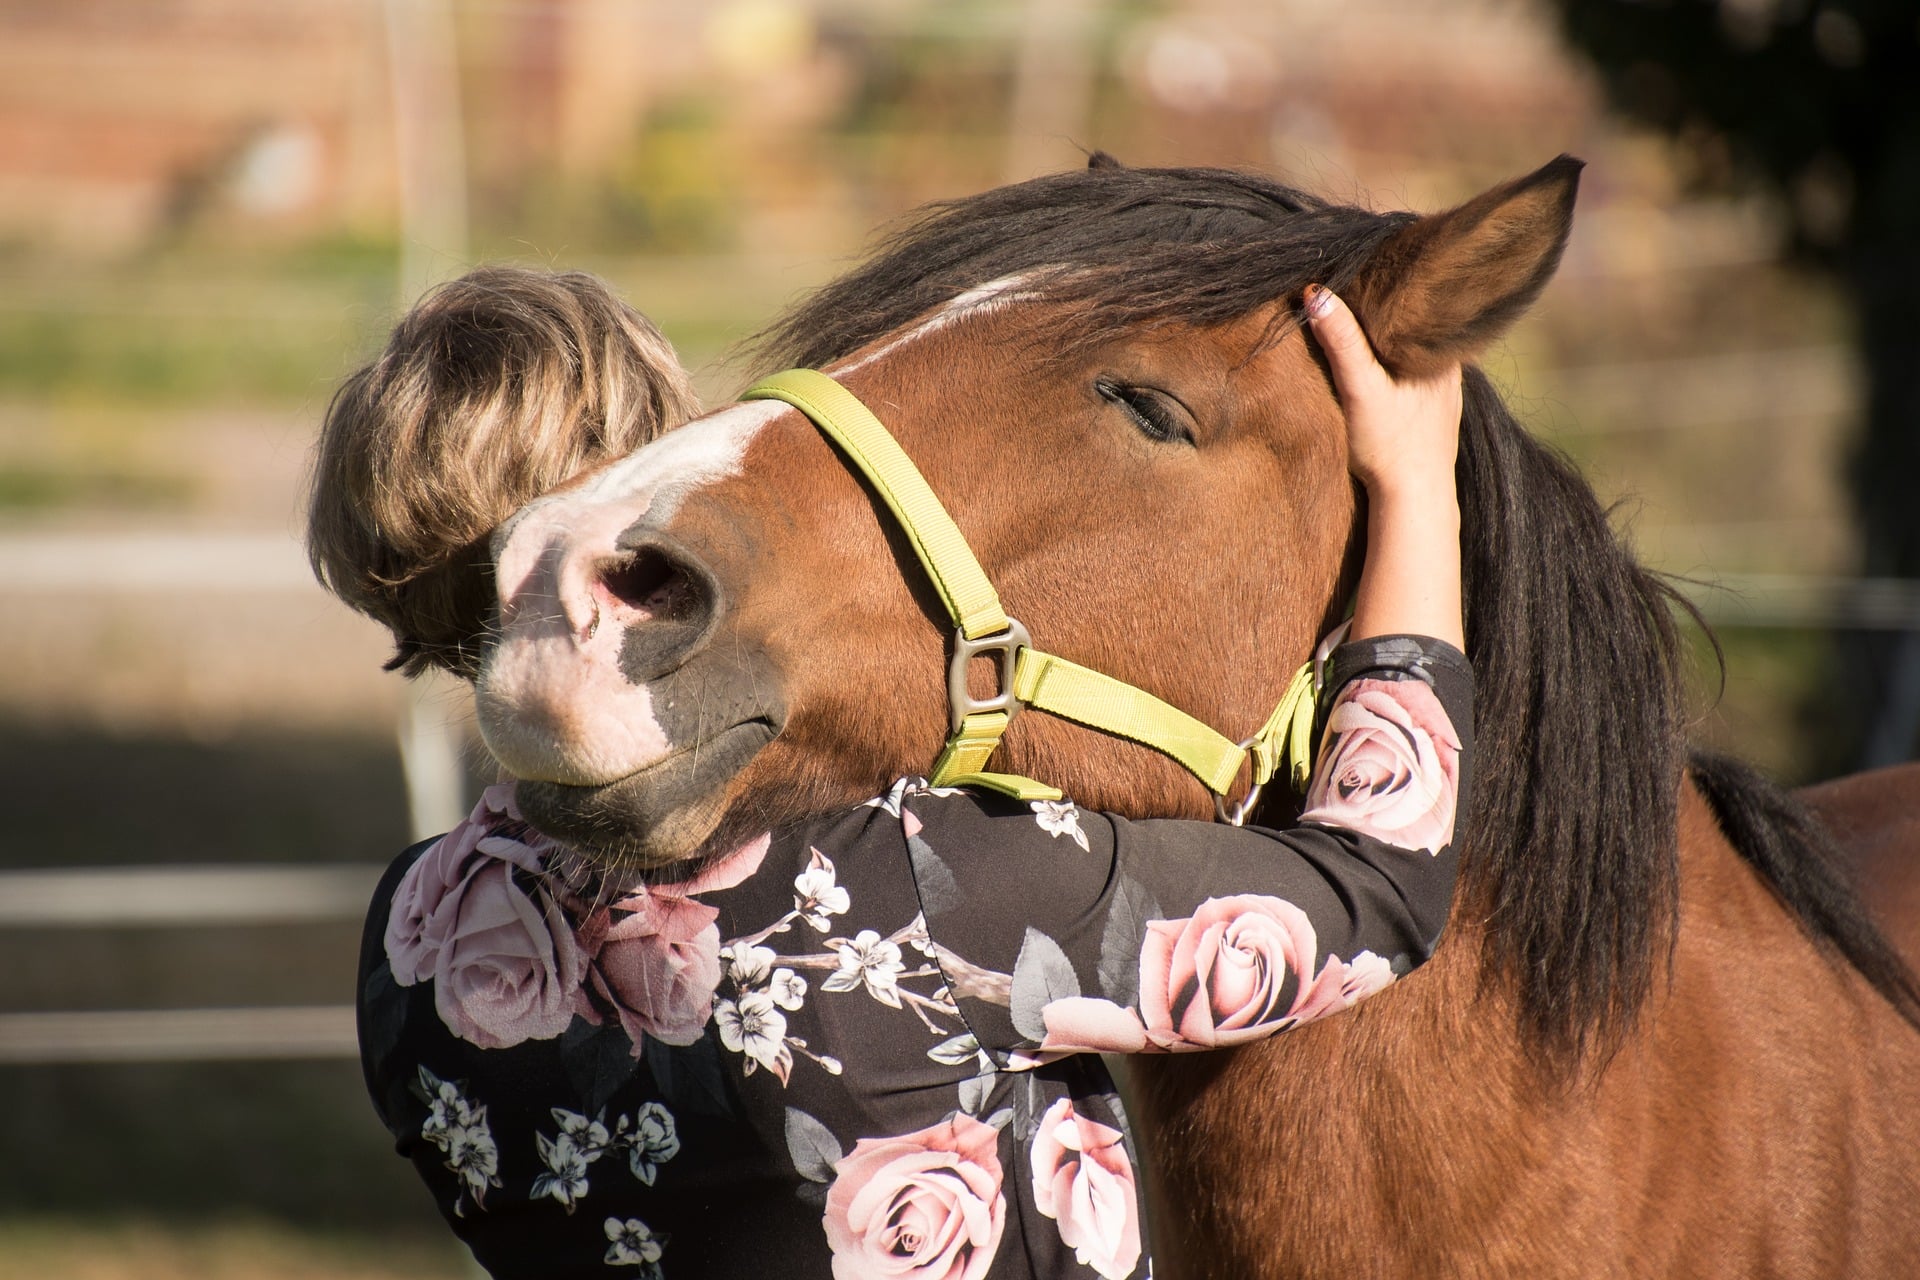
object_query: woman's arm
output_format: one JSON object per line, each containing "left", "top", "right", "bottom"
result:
{"left": 904, "top": 286, "right": 1471, "bottom": 1063}
{"left": 1304, "top": 282, "right": 1464, "bottom": 650}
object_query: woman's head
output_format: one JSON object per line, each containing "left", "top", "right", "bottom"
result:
{"left": 308, "top": 266, "right": 700, "bottom": 679}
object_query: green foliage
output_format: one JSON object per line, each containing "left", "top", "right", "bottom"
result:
{"left": 0, "top": 463, "right": 195, "bottom": 512}
{"left": 1553, "top": 0, "right": 1920, "bottom": 768}
{"left": 1553, "top": 0, "right": 1916, "bottom": 256}
{"left": 0, "top": 250, "right": 395, "bottom": 406}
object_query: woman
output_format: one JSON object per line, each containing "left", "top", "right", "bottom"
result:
{"left": 312, "top": 272, "right": 1467, "bottom": 1279}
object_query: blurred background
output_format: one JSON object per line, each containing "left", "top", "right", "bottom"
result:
{"left": 0, "top": 0, "right": 1911, "bottom": 1275}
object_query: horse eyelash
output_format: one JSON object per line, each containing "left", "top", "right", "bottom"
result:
{"left": 1096, "top": 378, "right": 1193, "bottom": 446}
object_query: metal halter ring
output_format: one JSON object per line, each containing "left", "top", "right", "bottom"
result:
{"left": 1213, "top": 736, "right": 1266, "bottom": 827}
{"left": 948, "top": 619, "right": 1032, "bottom": 733}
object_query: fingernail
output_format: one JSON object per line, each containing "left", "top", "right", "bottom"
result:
{"left": 1304, "top": 284, "right": 1335, "bottom": 320}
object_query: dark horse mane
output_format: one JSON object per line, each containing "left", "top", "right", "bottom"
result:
{"left": 751, "top": 162, "right": 1920, "bottom": 1066}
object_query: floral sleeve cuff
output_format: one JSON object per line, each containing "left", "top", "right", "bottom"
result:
{"left": 1297, "top": 634, "right": 1474, "bottom": 856}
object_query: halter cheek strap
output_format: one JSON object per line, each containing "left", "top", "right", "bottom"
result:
{"left": 742, "top": 368, "right": 1322, "bottom": 822}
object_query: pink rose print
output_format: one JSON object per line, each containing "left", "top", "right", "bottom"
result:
{"left": 584, "top": 893, "right": 724, "bottom": 1050}
{"left": 584, "top": 833, "right": 772, "bottom": 1053}
{"left": 1037, "top": 997, "right": 1149, "bottom": 1055}
{"left": 1030, "top": 946, "right": 1397, "bottom": 1058}
{"left": 386, "top": 784, "right": 557, "bottom": 987}
{"left": 822, "top": 1113, "right": 1006, "bottom": 1280}
{"left": 432, "top": 858, "right": 589, "bottom": 1049}
{"left": 1286, "top": 948, "right": 1397, "bottom": 1026}
{"left": 1298, "top": 677, "right": 1461, "bottom": 853}
{"left": 1139, "top": 894, "right": 1320, "bottom": 1048}
{"left": 386, "top": 786, "right": 586, "bottom": 1050}
{"left": 1029, "top": 1098, "right": 1142, "bottom": 1280}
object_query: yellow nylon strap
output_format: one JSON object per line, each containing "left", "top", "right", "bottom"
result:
{"left": 1012, "top": 647, "right": 1249, "bottom": 795}
{"left": 743, "top": 369, "right": 1010, "bottom": 641}
{"left": 928, "top": 710, "right": 1009, "bottom": 782}
{"left": 926, "top": 712, "right": 1065, "bottom": 798}
{"left": 1245, "top": 661, "right": 1319, "bottom": 794}
{"left": 739, "top": 367, "right": 1319, "bottom": 814}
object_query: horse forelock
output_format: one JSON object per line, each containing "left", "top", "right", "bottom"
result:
{"left": 751, "top": 165, "right": 1414, "bottom": 373}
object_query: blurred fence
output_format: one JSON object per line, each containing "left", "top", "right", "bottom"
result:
{"left": 2, "top": 526, "right": 1916, "bottom": 1065}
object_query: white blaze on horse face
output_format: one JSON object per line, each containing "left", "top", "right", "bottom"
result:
{"left": 830, "top": 276, "right": 1034, "bottom": 377}
{"left": 476, "top": 400, "right": 783, "bottom": 785}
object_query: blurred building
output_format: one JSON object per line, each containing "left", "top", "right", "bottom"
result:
{"left": 0, "top": 0, "right": 676, "bottom": 251}
{"left": 0, "top": 0, "right": 1634, "bottom": 254}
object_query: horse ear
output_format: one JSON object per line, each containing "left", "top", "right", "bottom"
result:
{"left": 1345, "top": 155, "right": 1583, "bottom": 378}
{"left": 1087, "top": 150, "right": 1125, "bottom": 171}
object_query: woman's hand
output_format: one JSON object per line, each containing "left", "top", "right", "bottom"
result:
{"left": 1304, "top": 283, "right": 1463, "bottom": 502}
{"left": 1303, "top": 283, "right": 1466, "bottom": 650}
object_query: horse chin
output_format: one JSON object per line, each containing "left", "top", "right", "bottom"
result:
{"left": 514, "top": 717, "right": 779, "bottom": 870}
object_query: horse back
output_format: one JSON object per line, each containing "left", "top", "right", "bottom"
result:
{"left": 1799, "top": 762, "right": 1920, "bottom": 970}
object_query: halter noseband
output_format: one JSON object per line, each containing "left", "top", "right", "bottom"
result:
{"left": 742, "top": 368, "right": 1322, "bottom": 824}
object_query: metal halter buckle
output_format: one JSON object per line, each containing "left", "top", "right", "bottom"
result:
{"left": 948, "top": 619, "right": 1031, "bottom": 733}
{"left": 1214, "top": 736, "right": 1265, "bottom": 827}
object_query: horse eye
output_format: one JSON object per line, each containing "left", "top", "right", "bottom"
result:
{"left": 1096, "top": 379, "right": 1194, "bottom": 446}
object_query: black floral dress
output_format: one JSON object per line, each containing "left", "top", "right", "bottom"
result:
{"left": 357, "top": 635, "right": 1472, "bottom": 1280}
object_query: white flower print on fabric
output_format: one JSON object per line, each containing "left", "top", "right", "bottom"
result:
{"left": 722, "top": 942, "right": 809, "bottom": 1013}
{"left": 533, "top": 1130, "right": 593, "bottom": 1211}
{"left": 793, "top": 849, "right": 852, "bottom": 932}
{"left": 722, "top": 943, "right": 778, "bottom": 989}
{"left": 770, "top": 968, "right": 808, "bottom": 1010}
{"left": 415, "top": 1066, "right": 502, "bottom": 1216}
{"left": 715, "top": 990, "right": 794, "bottom": 1083}
{"left": 822, "top": 930, "right": 906, "bottom": 1008}
{"left": 533, "top": 1103, "right": 683, "bottom": 1210}
{"left": 901, "top": 912, "right": 938, "bottom": 959}
{"left": 710, "top": 911, "right": 962, "bottom": 1082}
{"left": 603, "top": 1215, "right": 666, "bottom": 1274}
{"left": 629, "top": 1103, "right": 681, "bottom": 1186}
{"left": 704, "top": 829, "right": 973, "bottom": 1087}
{"left": 1031, "top": 799, "right": 1091, "bottom": 852}
{"left": 864, "top": 777, "right": 965, "bottom": 818}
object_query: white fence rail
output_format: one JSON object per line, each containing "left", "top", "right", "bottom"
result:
{"left": 1686, "top": 573, "right": 1920, "bottom": 630}
{"left": 0, "top": 864, "right": 383, "bottom": 928}
{"left": 0, "top": 1006, "right": 357, "bottom": 1064}
{"left": 3, "top": 539, "right": 1915, "bottom": 1063}
{"left": 0, "top": 865, "right": 378, "bottom": 1063}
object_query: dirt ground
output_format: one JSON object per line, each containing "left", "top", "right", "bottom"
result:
{"left": 0, "top": 1219, "right": 470, "bottom": 1280}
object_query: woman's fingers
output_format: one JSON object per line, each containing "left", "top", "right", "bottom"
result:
{"left": 1303, "top": 284, "right": 1385, "bottom": 401}
{"left": 1302, "top": 282, "right": 1462, "bottom": 493}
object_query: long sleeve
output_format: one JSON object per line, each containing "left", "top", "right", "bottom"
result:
{"left": 906, "top": 633, "right": 1471, "bottom": 1063}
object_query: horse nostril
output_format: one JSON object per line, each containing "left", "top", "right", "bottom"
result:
{"left": 598, "top": 533, "right": 725, "bottom": 685}
{"left": 599, "top": 547, "right": 700, "bottom": 622}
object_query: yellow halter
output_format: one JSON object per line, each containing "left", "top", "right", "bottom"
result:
{"left": 742, "top": 368, "right": 1321, "bottom": 824}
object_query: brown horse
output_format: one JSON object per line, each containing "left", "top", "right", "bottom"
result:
{"left": 1802, "top": 763, "right": 1920, "bottom": 970}
{"left": 474, "top": 157, "right": 1920, "bottom": 1276}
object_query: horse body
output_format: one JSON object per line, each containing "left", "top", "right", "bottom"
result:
{"left": 1137, "top": 785, "right": 1920, "bottom": 1279}
{"left": 1803, "top": 763, "right": 1920, "bottom": 969}
{"left": 474, "top": 158, "right": 1920, "bottom": 1275}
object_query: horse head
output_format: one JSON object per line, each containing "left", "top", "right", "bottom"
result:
{"left": 474, "top": 155, "right": 1583, "bottom": 878}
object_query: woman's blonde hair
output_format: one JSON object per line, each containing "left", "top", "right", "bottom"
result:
{"left": 307, "top": 266, "right": 700, "bottom": 679}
